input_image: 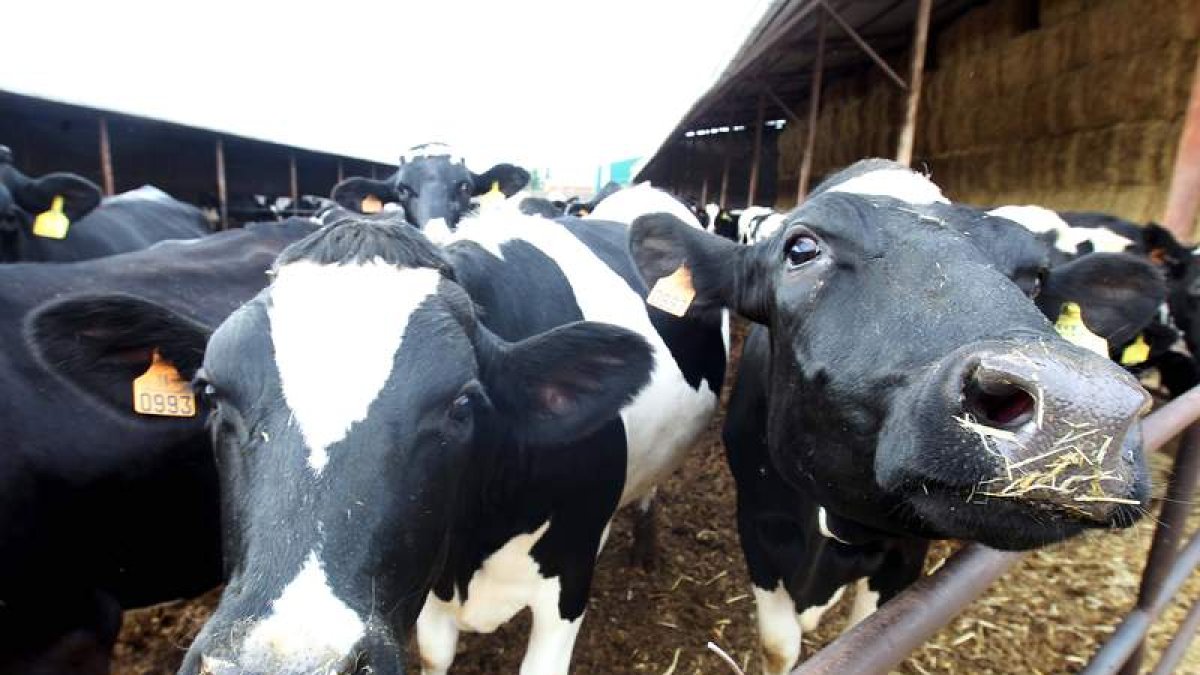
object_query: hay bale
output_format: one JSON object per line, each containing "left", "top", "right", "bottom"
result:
{"left": 1041, "top": 0, "right": 1088, "bottom": 26}
{"left": 998, "top": 34, "right": 1039, "bottom": 94}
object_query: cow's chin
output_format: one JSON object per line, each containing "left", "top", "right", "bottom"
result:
{"left": 902, "top": 485, "right": 1145, "bottom": 551}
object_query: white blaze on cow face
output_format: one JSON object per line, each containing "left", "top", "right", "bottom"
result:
{"left": 989, "top": 204, "right": 1134, "bottom": 254}
{"left": 827, "top": 168, "right": 949, "bottom": 204}
{"left": 268, "top": 259, "right": 441, "bottom": 473}
{"left": 239, "top": 552, "right": 366, "bottom": 671}
{"left": 402, "top": 142, "right": 465, "bottom": 166}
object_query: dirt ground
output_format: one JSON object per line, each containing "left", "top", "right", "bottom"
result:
{"left": 113, "top": 322, "right": 1200, "bottom": 674}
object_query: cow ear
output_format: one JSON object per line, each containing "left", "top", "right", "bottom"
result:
{"left": 472, "top": 164, "right": 530, "bottom": 197}
{"left": 330, "top": 177, "right": 398, "bottom": 213}
{"left": 26, "top": 294, "right": 210, "bottom": 415}
{"left": 477, "top": 321, "right": 652, "bottom": 447}
{"left": 629, "top": 212, "right": 769, "bottom": 324}
{"left": 13, "top": 172, "right": 103, "bottom": 222}
{"left": 1142, "top": 222, "right": 1192, "bottom": 278}
{"left": 1037, "top": 253, "right": 1166, "bottom": 346}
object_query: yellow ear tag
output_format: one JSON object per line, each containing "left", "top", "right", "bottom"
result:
{"left": 360, "top": 195, "right": 384, "bottom": 214}
{"left": 33, "top": 195, "right": 70, "bottom": 239}
{"left": 646, "top": 265, "right": 696, "bottom": 317}
{"left": 1055, "top": 302, "right": 1108, "bottom": 357}
{"left": 487, "top": 180, "right": 502, "bottom": 197}
{"left": 1120, "top": 334, "right": 1151, "bottom": 366}
{"left": 133, "top": 351, "right": 197, "bottom": 418}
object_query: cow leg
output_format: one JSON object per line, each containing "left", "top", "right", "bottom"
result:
{"left": 846, "top": 577, "right": 881, "bottom": 628}
{"left": 629, "top": 487, "right": 659, "bottom": 570}
{"left": 798, "top": 584, "right": 845, "bottom": 633}
{"left": 415, "top": 592, "right": 460, "bottom": 675}
{"left": 752, "top": 583, "right": 802, "bottom": 675}
{"left": 519, "top": 579, "right": 584, "bottom": 675}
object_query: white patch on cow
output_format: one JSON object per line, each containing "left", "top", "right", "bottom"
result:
{"left": 269, "top": 260, "right": 440, "bottom": 473}
{"left": 753, "top": 583, "right": 802, "bottom": 675}
{"left": 455, "top": 521, "right": 552, "bottom": 633}
{"left": 989, "top": 204, "right": 1134, "bottom": 254}
{"left": 704, "top": 203, "right": 720, "bottom": 233}
{"left": 817, "top": 507, "right": 851, "bottom": 544}
{"left": 402, "top": 142, "right": 464, "bottom": 165}
{"left": 424, "top": 217, "right": 454, "bottom": 244}
{"left": 450, "top": 212, "right": 720, "bottom": 505}
{"left": 240, "top": 552, "right": 366, "bottom": 672}
{"left": 738, "top": 206, "right": 775, "bottom": 244}
{"left": 753, "top": 213, "right": 788, "bottom": 244}
{"left": 416, "top": 592, "right": 460, "bottom": 675}
{"left": 106, "top": 185, "right": 173, "bottom": 203}
{"left": 847, "top": 577, "right": 880, "bottom": 628}
{"left": 798, "top": 584, "right": 845, "bottom": 632}
{"left": 828, "top": 168, "right": 949, "bottom": 204}
{"left": 721, "top": 309, "right": 731, "bottom": 359}
{"left": 586, "top": 183, "right": 704, "bottom": 230}
{"left": 520, "top": 578, "right": 585, "bottom": 675}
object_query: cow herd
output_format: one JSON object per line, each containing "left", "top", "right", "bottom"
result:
{"left": 0, "top": 142, "right": 1193, "bottom": 675}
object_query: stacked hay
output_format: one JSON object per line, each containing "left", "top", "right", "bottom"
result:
{"left": 775, "top": 0, "right": 1199, "bottom": 234}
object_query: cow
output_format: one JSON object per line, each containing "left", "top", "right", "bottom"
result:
{"left": 627, "top": 159, "right": 1152, "bottom": 674}
{"left": 330, "top": 143, "right": 531, "bottom": 238}
{"left": 736, "top": 206, "right": 789, "bottom": 246}
{"left": 0, "top": 219, "right": 318, "bottom": 675}
{"left": 0, "top": 145, "right": 104, "bottom": 261}
{"left": 70, "top": 191, "right": 725, "bottom": 674}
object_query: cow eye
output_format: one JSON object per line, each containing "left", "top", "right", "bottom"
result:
{"left": 396, "top": 184, "right": 414, "bottom": 199}
{"left": 784, "top": 235, "right": 821, "bottom": 268}
{"left": 447, "top": 393, "right": 473, "bottom": 423}
{"left": 192, "top": 370, "right": 218, "bottom": 401}
{"left": 458, "top": 181, "right": 473, "bottom": 195}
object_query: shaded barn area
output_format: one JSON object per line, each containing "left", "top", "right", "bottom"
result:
{"left": 0, "top": 90, "right": 395, "bottom": 227}
{"left": 638, "top": 0, "right": 1200, "bottom": 238}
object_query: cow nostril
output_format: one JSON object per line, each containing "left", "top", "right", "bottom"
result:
{"left": 964, "top": 377, "right": 1035, "bottom": 429}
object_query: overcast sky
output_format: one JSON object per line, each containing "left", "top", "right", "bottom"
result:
{"left": 5, "top": 1, "right": 768, "bottom": 182}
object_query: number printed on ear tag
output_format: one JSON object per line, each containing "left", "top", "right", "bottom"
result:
{"left": 646, "top": 265, "right": 696, "bottom": 317}
{"left": 133, "top": 351, "right": 196, "bottom": 417}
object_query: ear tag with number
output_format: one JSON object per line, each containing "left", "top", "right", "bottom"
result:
{"left": 1054, "top": 302, "right": 1108, "bottom": 357}
{"left": 33, "top": 195, "right": 70, "bottom": 239}
{"left": 646, "top": 265, "right": 696, "bottom": 317}
{"left": 133, "top": 351, "right": 197, "bottom": 417}
{"left": 1120, "top": 334, "right": 1151, "bottom": 366}
{"left": 360, "top": 195, "right": 384, "bottom": 214}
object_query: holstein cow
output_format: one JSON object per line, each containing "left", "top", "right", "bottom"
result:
{"left": 330, "top": 143, "right": 530, "bottom": 238}
{"left": 737, "top": 206, "right": 788, "bottom": 246}
{"left": 0, "top": 219, "right": 318, "bottom": 675}
{"left": 146, "top": 194, "right": 726, "bottom": 674}
{"left": 0, "top": 145, "right": 102, "bottom": 261}
{"left": 628, "top": 160, "right": 1152, "bottom": 674}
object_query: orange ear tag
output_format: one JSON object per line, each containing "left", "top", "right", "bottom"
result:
{"left": 133, "top": 351, "right": 197, "bottom": 417}
{"left": 360, "top": 195, "right": 384, "bottom": 214}
{"left": 33, "top": 195, "right": 71, "bottom": 239}
{"left": 646, "top": 265, "right": 696, "bottom": 317}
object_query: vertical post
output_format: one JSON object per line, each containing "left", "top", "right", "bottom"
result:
{"left": 719, "top": 152, "right": 731, "bottom": 209}
{"left": 797, "top": 12, "right": 827, "bottom": 203}
{"left": 1119, "top": 423, "right": 1200, "bottom": 675}
{"left": 215, "top": 138, "right": 228, "bottom": 230}
{"left": 896, "top": 0, "right": 933, "bottom": 166}
{"left": 748, "top": 93, "right": 766, "bottom": 206}
{"left": 371, "top": 165, "right": 378, "bottom": 179}
{"left": 1162, "top": 49, "right": 1200, "bottom": 244}
{"left": 337, "top": 158, "right": 345, "bottom": 183}
{"left": 700, "top": 175, "right": 709, "bottom": 206}
{"left": 289, "top": 153, "right": 299, "bottom": 202}
{"left": 98, "top": 116, "right": 115, "bottom": 196}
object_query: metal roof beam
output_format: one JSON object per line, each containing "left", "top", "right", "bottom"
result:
{"left": 819, "top": 0, "right": 908, "bottom": 90}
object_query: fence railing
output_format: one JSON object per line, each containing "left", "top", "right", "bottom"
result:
{"left": 793, "top": 386, "right": 1200, "bottom": 675}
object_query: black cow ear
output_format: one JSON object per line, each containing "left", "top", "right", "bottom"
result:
{"left": 330, "top": 177, "right": 398, "bottom": 213}
{"left": 1038, "top": 253, "right": 1166, "bottom": 346}
{"left": 477, "top": 321, "right": 652, "bottom": 447}
{"left": 1142, "top": 222, "right": 1192, "bottom": 277}
{"left": 629, "top": 212, "right": 769, "bottom": 324}
{"left": 472, "top": 164, "right": 530, "bottom": 197}
{"left": 27, "top": 294, "right": 210, "bottom": 415}
{"left": 13, "top": 172, "right": 103, "bottom": 223}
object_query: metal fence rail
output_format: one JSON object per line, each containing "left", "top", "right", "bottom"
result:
{"left": 793, "top": 386, "right": 1200, "bottom": 675}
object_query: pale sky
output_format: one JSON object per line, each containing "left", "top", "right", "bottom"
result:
{"left": 5, "top": 1, "right": 768, "bottom": 183}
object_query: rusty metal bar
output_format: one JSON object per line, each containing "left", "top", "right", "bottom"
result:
{"left": 1117, "top": 421, "right": 1200, "bottom": 675}
{"left": 896, "top": 0, "right": 932, "bottom": 166}
{"left": 1148, "top": 592, "right": 1200, "bottom": 675}
{"left": 719, "top": 151, "right": 731, "bottom": 209}
{"left": 97, "top": 116, "right": 115, "bottom": 196}
{"left": 700, "top": 176, "right": 709, "bottom": 207}
{"left": 289, "top": 153, "right": 299, "bottom": 202}
{"left": 794, "top": 387, "right": 1200, "bottom": 675}
{"left": 762, "top": 86, "right": 804, "bottom": 127}
{"left": 337, "top": 159, "right": 345, "bottom": 184}
{"left": 1162, "top": 49, "right": 1200, "bottom": 245}
{"left": 819, "top": 0, "right": 908, "bottom": 91}
{"left": 215, "top": 138, "right": 228, "bottom": 231}
{"left": 748, "top": 94, "right": 766, "bottom": 207}
{"left": 797, "top": 11, "right": 826, "bottom": 203}
{"left": 1083, "top": 527, "right": 1200, "bottom": 675}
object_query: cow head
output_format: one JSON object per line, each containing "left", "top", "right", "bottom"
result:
{"left": 330, "top": 143, "right": 530, "bottom": 237}
{"left": 0, "top": 145, "right": 103, "bottom": 260}
{"left": 629, "top": 161, "right": 1150, "bottom": 551}
{"left": 177, "top": 216, "right": 650, "bottom": 675}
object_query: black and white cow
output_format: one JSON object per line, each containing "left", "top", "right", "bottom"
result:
{"left": 330, "top": 143, "right": 530, "bottom": 237}
{"left": 628, "top": 161, "right": 1152, "bottom": 674}
{"left": 737, "top": 206, "right": 787, "bottom": 245}
{"left": 138, "top": 191, "right": 726, "bottom": 674}
{"left": 0, "top": 145, "right": 104, "bottom": 261}
{"left": 0, "top": 219, "right": 318, "bottom": 675}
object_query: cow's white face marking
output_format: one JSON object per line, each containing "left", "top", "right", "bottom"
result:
{"left": 586, "top": 183, "right": 704, "bottom": 230}
{"left": 424, "top": 217, "right": 454, "bottom": 244}
{"left": 269, "top": 260, "right": 440, "bottom": 473}
{"left": 829, "top": 168, "right": 949, "bottom": 204}
{"left": 402, "top": 142, "right": 464, "bottom": 165}
{"left": 753, "top": 583, "right": 802, "bottom": 675}
{"left": 240, "top": 552, "right": 366, "bottom": 671}
{"left": 817, "top": 507, "right": 851, "bottom": 544}
{"left": 989, "top": 204, "right": 1134, "bottom": 254}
